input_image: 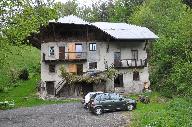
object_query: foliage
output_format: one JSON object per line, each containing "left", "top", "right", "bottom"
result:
{"left": 8, "top": 68, "right": 20, "bottom": 83}
{"left": 0, "top": 0, "right": 56, "bottom": 92}
{"left": 54, "top": 0, "right": 78, "bottom": 17}
{"left": 3, "top": 6, "right": 57, "bottom": 45}
{"left": 130, "top": 93, "right": 192, "bottom": 127}
{"left": 109, "top": 0, "right": 144, "bottom": 22}
{"left": 0, "top": 44, "right": 40, "bottom": 92}
{"left": 19, "top": 68, "right": 29, "bottom": 80}
{"left": 60, "top": 65, "right": 118, "bottom": 85}
{"left": 0, "top": 75, "right": 80, "bottom": 110}
{"left": 130, "top": 0, "right": 192, "bottom": 97}
{"left": 183, "top": 0, "right": 192, "bottom": 9}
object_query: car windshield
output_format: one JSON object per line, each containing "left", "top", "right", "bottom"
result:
{"left": 90, "top": 94, "right": 97, "bottom": 100}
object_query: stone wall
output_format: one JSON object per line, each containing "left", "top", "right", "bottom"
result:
{"left": 41, "top": 41, "right": 150, "bottom": 96}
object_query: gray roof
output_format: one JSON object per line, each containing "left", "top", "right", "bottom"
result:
{"left": 49, "top": 15, "right": 158, "bottom": 40}
{"left": 91, "top": 22, "right": 159, "bottom": 40}
{"left": 49, "top": 15, "right": 89, "bottom": 25}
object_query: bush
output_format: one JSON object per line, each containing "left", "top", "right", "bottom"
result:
{"left": 19, "top": 68, "right": 29, "bottom": 80}
{"left": 8, "top": 68, "right": 20, "bottom": 83}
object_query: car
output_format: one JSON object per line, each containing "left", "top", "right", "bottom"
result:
{"left": 89, "top": 93, "right": 136, "bottom": 115}
{"left": 81, "top": 91, "right": 103, "bottom": 109}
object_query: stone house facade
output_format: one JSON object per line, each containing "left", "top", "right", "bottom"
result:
{"left": 29, "top": 15, "right": 158, "bottom": 97}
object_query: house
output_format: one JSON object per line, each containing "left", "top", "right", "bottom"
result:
{"left": 29, "top": 15, "right": 158, "bottom": 97}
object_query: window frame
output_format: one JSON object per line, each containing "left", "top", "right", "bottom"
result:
{"left": 89, "top": 43, "right": 96, "bottom": 51}
{"left": 49, "top": 64, "right": 56, "bottom": 73}
{"left": 49, "top": 46, "right": 55, "bottom": 56}
{"left": 89, "top": 62, "right": 97, "bottom": 69}
{"left": 133, "top": 71, "right": 140, "bottom": 81}
{"left": 131, "top": 50, "right": 138, "bottom": 60}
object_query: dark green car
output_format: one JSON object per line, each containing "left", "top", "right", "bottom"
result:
{"left": 89, "top": 93, "right": 136, "bottom": 115}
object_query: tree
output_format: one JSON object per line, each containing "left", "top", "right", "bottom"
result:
{"left": 109, "top": 0, "right": 145, "bottom": 22}
{"left": 130, "top": 0, "right": 192, "bottom": 97}
{"left": 54, "top": 0, "right": 78, "bottom": 17}
{"left": 1, "top": 0, "right": 57, "bottom": 45}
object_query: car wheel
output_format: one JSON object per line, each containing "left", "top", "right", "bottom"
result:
{"left": 127, "top": 104, "right": 134, "bottom": 111}
{"left": 94, "top": 107, "right": 103, "bottom": 115}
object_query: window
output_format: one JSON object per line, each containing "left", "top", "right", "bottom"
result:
{"left": 89, "top": 62, "right": 97, "bottom": 69}
{"left": 49, "top": 46, "right": 55, "bottom": 56}
{"left": 75, "top": 44, "right": 82, "bottom": 52}
{"left": 110, "top": 93, "right": 120, "bottom": 100}
{"left": 49, "top": 64, "right": 55, "bottom": 73}
{"left": 100, "top": 94, "right": 110, "bottom": 101}
{"left": 75, "top": 44, "right": 83, "bottom": 58}
{"left": 133, "top": 71, "right": 140, "bottom": 81}
{"left": 132, "top": 50, "right": 138, "bottom": 60}
{"left": 89, "top": 43, "right": 96, "bottom": 51}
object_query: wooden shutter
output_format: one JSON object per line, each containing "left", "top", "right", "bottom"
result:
{"left": 59, "top": 47, "right": 65, "bottom": 60}
{"left": 68, "top": 43, "right": 76, "bottom": 59}
{"left": 68, "top": 64, "right": 77, "bottom": 74}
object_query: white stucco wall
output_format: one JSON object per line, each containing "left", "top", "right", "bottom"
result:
{"left": 41, "top": 41, "right": 150, "bottom": 93}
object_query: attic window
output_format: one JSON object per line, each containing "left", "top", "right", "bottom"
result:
{"left": 89, "top": 43, "right": 96, "bottom": 51}
{"left": 49, "top": 46, "right": 55, "bottom": 56}
{"left": 89, "top": 62, "right": 97, "bottom": 69}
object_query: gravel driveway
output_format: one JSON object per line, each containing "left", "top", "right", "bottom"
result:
{"left": 0, "top": 103, "right": 130, "bottom": 127}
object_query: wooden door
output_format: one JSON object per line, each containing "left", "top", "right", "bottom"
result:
{"left": 59, "top": 47, "right": 65, "bottom": 60}
{"left": 68, "top": 64, "right": 77, "bottom": 74}
{"left": 77, "top": 64, "right": 83, "bottom": 75}
{"left": 46, "top": 81, "right": 55, "bottom": 95}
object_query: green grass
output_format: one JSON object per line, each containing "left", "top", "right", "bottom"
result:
{"left": 0, "top": 74, "right": 80, "bottom": 110}
{"left": 0, "top": 44, "right": 40, "bottom": 91}
{"left": 130, "top": 92, "right": 192, "bottom": 127}
{"left": 0, "top": 44, "right": 80, "bottom": 110}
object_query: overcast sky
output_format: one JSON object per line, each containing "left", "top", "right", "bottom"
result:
{"left": 55, "top": 0, "right": 108, "bottom": 6}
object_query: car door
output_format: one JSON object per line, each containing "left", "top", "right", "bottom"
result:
{"left": 100, "top": 93, "right": 113, "bottom": 111}
{"left": 110, "top": 93, "right": 126, "bottom": 110}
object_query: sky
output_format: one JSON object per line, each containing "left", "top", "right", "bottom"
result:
{"left": 55, "top": 0, "right": 108, "bottom": 6}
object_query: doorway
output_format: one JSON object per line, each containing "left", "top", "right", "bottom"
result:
{"left": 46, "top": 81, "right": 55, "bottom": 95}
{"left": 114, "top": 74, "right": 123, "bottom": 87}
{"left": 77, "top": 64, "right": 83, "bottom": 75}
{"left": 82, "top": 84, "right": 93, "bottom": 97}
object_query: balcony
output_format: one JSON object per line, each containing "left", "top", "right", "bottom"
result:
{"left": 43, "top": 52, "right": 87, "bottom": 63}
{"left": 114, "top": 59, "right": 147, "bottom": 69}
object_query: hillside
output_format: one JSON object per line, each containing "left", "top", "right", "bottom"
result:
{"left": 0, "top": 44, "right": 40, "bottom": 92}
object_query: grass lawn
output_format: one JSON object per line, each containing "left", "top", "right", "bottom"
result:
{"left": 129, "top": 92, "right": 192, "bottom": 127}
{"left": 0, "top": 74, "right": 80, "bottom": 110}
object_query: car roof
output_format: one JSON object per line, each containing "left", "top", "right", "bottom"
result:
{"left": 87, "top": 92, "right": 103, "bottom": 94}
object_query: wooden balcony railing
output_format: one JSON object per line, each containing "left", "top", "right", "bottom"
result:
{"left": 42, "top": 52, "right": 87, "bottom": 62}
{"left": 60, "top": 52, "right": 87, "bottom": 60}
{"left": 114, "top": 59, "right": 147, "bottom": 68}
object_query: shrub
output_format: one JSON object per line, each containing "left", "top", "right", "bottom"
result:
{"left": 19, "top": 68, "right": 29, "bottom": 80}
{"left": 8, "top": 68, "right": 20, "bottom": 83}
